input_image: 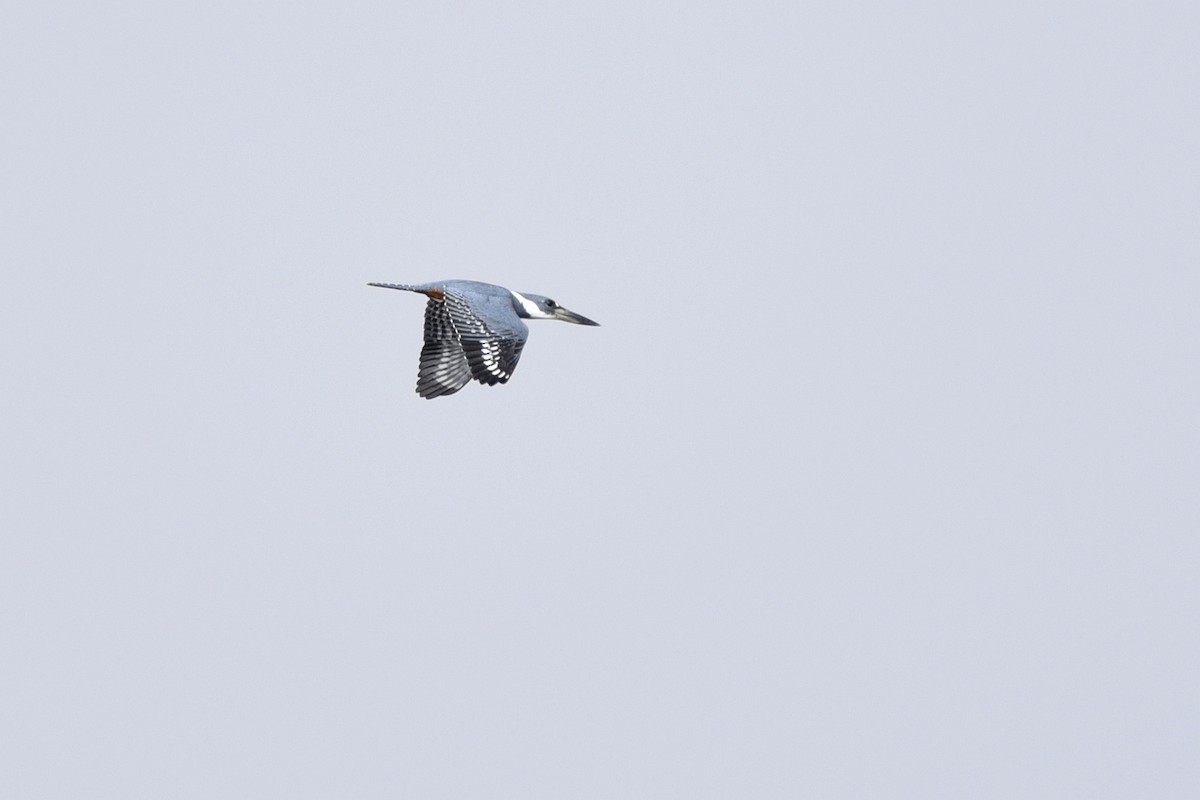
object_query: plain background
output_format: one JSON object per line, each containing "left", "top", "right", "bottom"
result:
{"left": 2, "top": 1, "right": 1197, "bottom": 797}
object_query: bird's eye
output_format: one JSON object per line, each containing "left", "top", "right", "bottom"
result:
{"left": 546, "top": 299, "right": 557, "bottom": 308}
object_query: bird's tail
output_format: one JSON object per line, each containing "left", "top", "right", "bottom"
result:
{"left": 367, "top": 282, "right": 420, "bottom": 292}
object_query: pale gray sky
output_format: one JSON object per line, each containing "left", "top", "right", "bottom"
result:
{"left": 2, "top": 1, "right": 1197, "bottom": 797}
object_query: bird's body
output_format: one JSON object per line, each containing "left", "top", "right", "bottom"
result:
{"left": 369, "top": 280, "right": 599, "bottom": 398}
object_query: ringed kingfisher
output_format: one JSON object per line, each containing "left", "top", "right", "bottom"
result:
{"left": 369, "top": 280, "right": 600, "bottom": 398}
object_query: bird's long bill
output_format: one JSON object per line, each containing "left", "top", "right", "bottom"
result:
{"left": 553, "top": 306, "right": 600, "bottom": 326}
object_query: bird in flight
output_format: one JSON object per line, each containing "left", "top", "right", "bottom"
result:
{"left": 369, "top": 280, "right": 600, "bottom": 398}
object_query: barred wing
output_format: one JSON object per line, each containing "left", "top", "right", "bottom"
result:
{"left": 416, "top": 298, "right": 473, "bottom": 398}
{"left": 442, "top": 289, "right": 529, "bottom": 385}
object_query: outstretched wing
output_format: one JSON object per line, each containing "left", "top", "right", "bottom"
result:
{"left": 442, "top": 289, "right": 529, "bottom": 385}
{"left": 416, "top": 298, "right": 473, "bottom": 398}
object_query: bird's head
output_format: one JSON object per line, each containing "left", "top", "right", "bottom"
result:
{"left": 511, "top": 292, "right": 600, "bottom": 326}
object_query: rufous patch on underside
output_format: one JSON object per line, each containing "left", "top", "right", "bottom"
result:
{"left": 422, "top": 288, "right": 445, "bottom": 300}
